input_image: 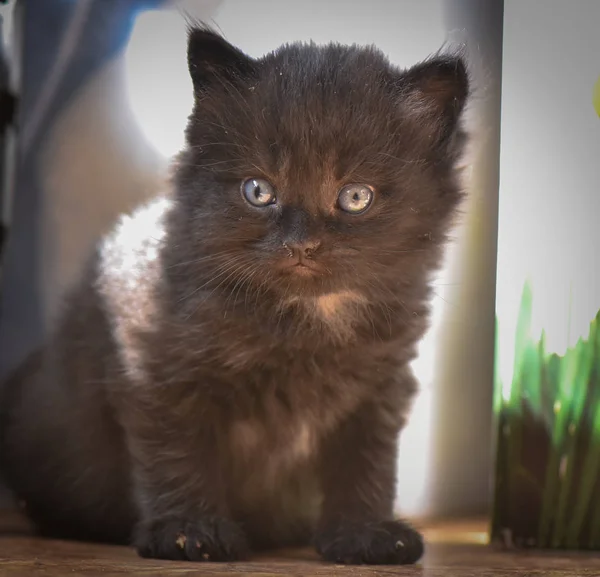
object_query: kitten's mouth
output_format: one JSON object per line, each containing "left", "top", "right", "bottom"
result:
{"left": 277, "top": 259, "right": 321, "bottom": 277}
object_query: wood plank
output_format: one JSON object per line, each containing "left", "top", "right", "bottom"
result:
{"left": 0, "top": 518, "right": 599, "bottom": 576}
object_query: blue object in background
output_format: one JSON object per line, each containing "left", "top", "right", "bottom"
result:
{"left": 0, "top": 0, "right": 167, "bottom": 379}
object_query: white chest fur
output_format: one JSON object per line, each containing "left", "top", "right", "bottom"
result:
{"left": 230, "top": 418, "right": 315, "bottom": 468}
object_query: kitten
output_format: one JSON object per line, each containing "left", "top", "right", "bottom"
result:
{"left": 0, "top": 26, "right": 469, "bottom": 565}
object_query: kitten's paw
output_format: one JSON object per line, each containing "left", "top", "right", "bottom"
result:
{"left": 135, "top": 516, "right": 249, "bottom": 562}
{"left": 315, "top": 519, "right": 424, "bottom": 565}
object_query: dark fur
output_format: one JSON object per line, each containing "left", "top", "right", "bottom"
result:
{"left": 0, "top": 27, "right": 469, "bottom": 565}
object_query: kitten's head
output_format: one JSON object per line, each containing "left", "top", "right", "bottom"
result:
{"left": 172, "top": 26, "right": 468, "bottom": 318}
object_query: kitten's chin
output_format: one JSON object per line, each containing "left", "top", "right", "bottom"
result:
{"left": 272, "top": 258, "right": 348, "bottom": 299}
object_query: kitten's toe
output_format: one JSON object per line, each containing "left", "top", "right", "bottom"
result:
{"left": 315, "top": 519, "right": 424, "bottom": 565}
{"left": 135, "top": 516, "right": 249, "bottom": 562}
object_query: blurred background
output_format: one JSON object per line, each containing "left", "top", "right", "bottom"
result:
{"left": 0, "top": 0, "right": 503, "bottom": 522}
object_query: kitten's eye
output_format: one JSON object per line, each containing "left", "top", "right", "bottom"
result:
{"left": 337, "top": 184, "right": 374, "bottom": 214}
{"left": 241, "top": 178, "right": 277, "bottom": 207}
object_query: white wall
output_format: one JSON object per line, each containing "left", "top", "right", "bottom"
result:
{"left": 496, "top": 0, "right": 600, "bottom": 393}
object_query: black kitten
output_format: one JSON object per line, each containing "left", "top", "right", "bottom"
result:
{"left": 0, "top": 26, "right": 469, "bottom": 565}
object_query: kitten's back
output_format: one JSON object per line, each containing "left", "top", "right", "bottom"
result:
{"left": 0, "top": 251, "right": 136, "bottom": 543}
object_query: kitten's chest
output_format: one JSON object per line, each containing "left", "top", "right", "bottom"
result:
{"left": 229, "top": 414, "right": 315, "bottom": 469}
{"left": 226, "top": 395, "right": 326, "bottom": 504}
{"left": 225, "top": 356, "right": 364, "bottom": 469}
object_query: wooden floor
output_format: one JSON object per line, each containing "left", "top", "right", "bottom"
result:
{"left": 1, "top": 515, "right": 600, "bottom": 576}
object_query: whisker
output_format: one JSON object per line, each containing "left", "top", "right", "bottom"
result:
{"left": 227, "top": 262, "right": 261, "bottom": 311}
{"left": 184, "top": 259, "right": 253, "bottom": 321}
{"left": 251, "top": 270, "right": 273, "bottom": 313}
{"left": 375, "top": 248, "right": 427, "bottom": 255}
{"left": 167, "top": 249, "right": 241, "bottom": 270}
{"left": 178, "top": 255, "right": 249, "bottom": 304}
{"left": 431, "top": 290, "right": 459, "bottom": 309}
{"left": 362, "top": 264, "right": 412, "bottom": 320}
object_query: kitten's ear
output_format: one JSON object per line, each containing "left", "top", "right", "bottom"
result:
{"left": 399, "top": 54, "right": 469, "bottom": 141}
{"left": 187, "top": 25, "right": 256, "bottom": 93}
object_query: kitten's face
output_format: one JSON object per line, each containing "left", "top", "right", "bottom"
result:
{"left": 174, "top": 29, "right": 468, "bottom": 305}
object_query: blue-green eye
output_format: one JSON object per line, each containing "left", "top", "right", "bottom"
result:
{"left": 337, "top": 184, "right": 374, "bottom": 214}
{"left": 241, "top": 178, "right": 276, "bottom": 207}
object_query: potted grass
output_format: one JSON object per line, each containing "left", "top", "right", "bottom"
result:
{"left": 492, "top": 283, "right": 600, "bottom": 549}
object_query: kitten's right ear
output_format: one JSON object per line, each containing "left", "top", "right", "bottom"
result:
{"left": 187, "top": 25, "right": 256, "bottom": 94}
{"left": 399, "top": 53, "right": 469, "bottom": 143}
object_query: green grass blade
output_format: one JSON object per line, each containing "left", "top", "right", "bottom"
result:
{"left": 552, "top": 337, "right": 595, "bottom": 546}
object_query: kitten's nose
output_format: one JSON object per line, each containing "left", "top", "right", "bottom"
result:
{"left": 284, "top": 239, "right": 321, "bottom": 259}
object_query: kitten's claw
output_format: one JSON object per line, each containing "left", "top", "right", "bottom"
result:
{"left": 315, "top": 519, "right": 424, "bottom": 565}
{"left": 135, "top": 516, "right": 249, "bottom": 562}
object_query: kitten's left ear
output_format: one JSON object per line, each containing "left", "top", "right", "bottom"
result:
{"left": 187, "top": 25, "right": 256, "bottom": 94}
{"left": 399, "top": 54, "right": 469, "bottom": 141}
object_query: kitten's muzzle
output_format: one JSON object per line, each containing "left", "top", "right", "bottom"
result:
{"left": 279, "top": 240, "right": 323, "bottom": 276}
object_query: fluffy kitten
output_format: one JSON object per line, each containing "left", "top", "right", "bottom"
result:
{"left": 0, "top": 26, "right": 469, "bottom": 565}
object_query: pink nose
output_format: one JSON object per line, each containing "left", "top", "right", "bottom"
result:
{"left": 283, "top": 240, "right": 321, "bottom": 258}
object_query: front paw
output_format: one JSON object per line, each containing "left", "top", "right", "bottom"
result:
{"left": 135, "top": 516, "right": 249, "bottom": 562}
{"left": 315, "top": 519, "right": 424, "bottom": 565}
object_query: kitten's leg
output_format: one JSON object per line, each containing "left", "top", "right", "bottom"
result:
{"left": 119, "top": 392, "right": 248, "bottom": 562}
{"left": 314, "top": 385, "right": 424, "bottom": 565}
